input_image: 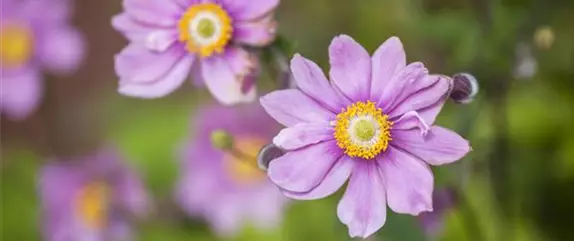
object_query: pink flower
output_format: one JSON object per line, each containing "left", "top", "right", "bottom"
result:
{"left": 260, "top": 35, "right": 471, "bottom": 238}
{"left": 176, "top": 104, "right": 287, "bottom": 236}
{"left": 0, "top": 0, "right": 85, "bottom": 120}
{"left": 113, "top": 0, "right": 280, "bottom": 105}
{"left": 39, "top": 147, "right": 150, "bottom": 241}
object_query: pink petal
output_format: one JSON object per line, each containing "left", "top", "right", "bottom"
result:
{"left": 0, "top": 69, "right": 42, "bottom": 120}
{"left": 370, "top": 37, "right": 406, "bottom": 100}
{"left": 283, "top": 155, "right": 354, "bottom": 200}
{"left": 224, "top": 0, "right": 280, "bottom": 21}
{"left": 378, "top": 147, "right": 434, "bottom": 215}
{"left": 123, "top": 0, "right": 180, "bottom": 27}
{"left": 234, "top": 15, "right": 277, "bottom": 47}
{"left": 201, "top": 48, "right": 257, "bottom": 105}
{"left": 392, "top": 126, "right": 471, "bottom": 166}
{"left": 267, "top": 140, "right": 342, "bottom": 192}
{"left": 260, "top": 89, "right": 335, "bottom": 127}
{"left": 393, "top": 111, "right": 430, "bottom": 135}
{"left": 115, "top": 43, "right": 186, "bottom": 83}
{"left": 337, "top": 161, "right": 386, "bottom": 238}
{"left": 388, "top": 75, "right": 452, "bottom": 121}
{"left": 290, "top": 54, "right": 350, "bottom": 112}
{"left": 273, "top": 122, "right": 334, "bottom": 150}
{"left": 112, "top": 13, "right": 158, "bottom": 42}
{"left": 38, "top": 27, "right": 85, "bottom": 74}
{"left": 329, "top": 35, "right": 371, "bottom": 101}
{"left": 144, "top": 30, "right": 179, "bottom": 51}
{"left": 118, "top": 55, "right": 194, "bottom": 98}
{"left": 377, "top": 62, "right": 428, "bottom": 110}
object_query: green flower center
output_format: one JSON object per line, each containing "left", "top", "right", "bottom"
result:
{"left": 197, "top": 18, "right": 216, "bottom": 38}
{"left": 353, "top": 119, "right": 377, "bottom": 142}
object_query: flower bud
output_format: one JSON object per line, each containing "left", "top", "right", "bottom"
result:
{"left": 256, "top": 143, "right": 285, "bottom": 171}
{"left": 210, "top": 129, "right": 234, "bottom": 150}
{"left": 450, "top": 73, "right": 479, "bottom": 104}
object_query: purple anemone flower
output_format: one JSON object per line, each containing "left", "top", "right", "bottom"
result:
{"left": 260, "top": 35, "right": 471, "bottom": 238}
{"left": 0, "top": 0, "right": 85, "bottom": 120}
{"left": 39, "top": 147, "right": 150, "bottom": 241}
{"left": 113, "top": 0, "right": 280, "bottom": 105}
{"left": 418, "top": 188, "right": 457, "bottom": 239}
{"left": 176, "top": 104, "right": 287, "bottom": 236}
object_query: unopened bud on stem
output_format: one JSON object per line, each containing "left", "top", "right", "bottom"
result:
{"left": 256, "top": 143, "right": 285, "bottom": 171}
{"left": 450, "top": 73, "right": 479, "bottom": 104}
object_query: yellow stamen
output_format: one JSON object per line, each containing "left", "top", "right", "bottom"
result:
{"left": 75, "top": 181, "right": 108, "bottom": 229}
{"left": 178, "top": 3, "right": 232, "bottom": 57}
{"left": 334, "top": 101, "right": 393, "bottom": 159}
{"left": 0, "top": 23, "right": 33, "bottom": 68}
{"left": 223, "top": 137, "right": 266, "bottom": 185}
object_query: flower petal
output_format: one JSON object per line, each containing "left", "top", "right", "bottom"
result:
{"left": 377, "top": 62, "right": 428, "bottom": 110}
{"left": 224, "top": 0, "right": 280, "bottom": 21}
{"left": 378, "top": 147, "right": 434, "bottom": 215}
{"left": 273, "top": 122, "right": 334, "bottom": 150}
{"left": 392, "top": 111, "right": 430, "bottom": 135}
{"left": 115, "top": 43, "right": 186, "bottom": 83}
{"left": 291, "top": 54, "right": 349, "bottom": 112}
{"left": 267, "top": 140, "right": 342, "bottom": 192}
{"left": 329, "top": 35, "right": 371, "bottom": 101}
{"left": 388, "top": 75, "right": 452, "bottom": 121}
{"left": 118, "top": 54, "right": 194, "bottom": 98}
{"left": 201, "top": 48, "right": 258, "bottom": 105}
{"left": 234, "top": 14, "right": 277, "bottom": 47}
{"left": 370, "top": 37, "right": 406, "bottom": 100}
{"left": 144, "top": 29, "right": 179, "bottom": 51}
{"left": 0, "top": 69, "right": 42, "bottom": 120}
{"left": 38, "top": 27, "right": 85, "bottom": 74}
{"left": 391, "top": 126, "right": 471, "bottom": 166}
{"left": 112, "top": 13, "right": 158, "bottom": 42}
{"left": 123, "top": 0, "right": 180, "bottom": 27}
{"left": 283, "top": 155, "right": 353, "bottom": 200}
{"left": 337, "top": 161, "right": 386, "bottom": 238}
{"left": 260, "top": 89, "right": 335, "bottom": 127}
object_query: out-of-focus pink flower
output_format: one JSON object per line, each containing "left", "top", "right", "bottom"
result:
{"left": 260, "top": 35, "right": 471, "bottom": 238}
{"left": 39, "top": 147, "right": 150, "bottom": 241}
{"left": 176, "top": 104, "right": 287, "bottom": 236}
{"left": 418, "top": 188, "right": 457, "bottom": 239}
{"left": 0, "top": 0, "right": 85, "bottom": 120}
{"left": 113, "top": 0, "right": 279, "bottom": 105}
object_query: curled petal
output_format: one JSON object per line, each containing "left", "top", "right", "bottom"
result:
{"left": 234, "top": 14, "right": 277, "bottom": 47}
{"left": 378, "top": 147, "right": 434, "bottom": 215}
{"left": 260, "top": 89, "right": 335, "bottom": 127}
{"left": 112, "top": 13, "right": 157, "bottom": 42}
{"left": 267, "top": 140, "right": 342, "bottom": 193}
{"left": 273, "top": 123, "right": 334, "bottom": 150}
{"left": 337, "top": 161, "right": 386, "bottom": 238}
{"left": 144, "top": 30, "right": 179, "bottom": 51}
{"left": 201, "top": 48, "right": 258, "bottom": 105}
{"left": 329, "top": 35, "right": 372, "bottom": 101}
{"left": 283, "top": 155, "right": 353, "bottom": 200}
{"left": 388, "top": 75, "right": 452, "bottom": 121}
{"left": 393, "top": 111, "right": 430, "bottom": 135}
{"left": 392, "top": 126, "right": 471, "bottom": 166}
{"left": 378, "top": 62, "right": 428, "bottom": 110}
{"left": 370, "top": 37, "right": 406, "bottom": 100}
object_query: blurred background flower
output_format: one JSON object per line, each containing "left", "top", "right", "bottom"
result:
{"left": 177, "top": 104, "right": 287, "bottom": 236}
{"left": 0, "top": 0, "right": 85, "bottom": 120}
{"left": 2, "top": 0, "right": 574, "bottom": 241}
{"left": 39, "top": 147, "right": 149, "bottom": 241}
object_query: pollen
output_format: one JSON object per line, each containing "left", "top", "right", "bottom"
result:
{"left": 75, "top": 181, "right": 109, "bottom": 229}
{"left": 178, "top": 3, "right": 232, "bottom": 57}
{"left": 0, "top": 23, "right": 33, "bottom": 68}
{"left": 334, "top": 101, "right": 393, "bottom": 159}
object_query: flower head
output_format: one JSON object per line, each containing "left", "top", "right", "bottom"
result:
{"left": 0, "top": 0, "right": 85, "bottom": 120}
{"left": 260, "top": 35, "right": 471, "bottom": 238}
{"left": 176, "top": 104, "right": 287, "bottom": 236}
{"left": 39, "top": 147, "right": 150, "bottom": 241}
{"left": 113, "top": 0, "right": 280, "bottom": 105}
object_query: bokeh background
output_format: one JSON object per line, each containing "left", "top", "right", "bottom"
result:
{"left": 2, "top": 0, "right": 574, "bottom": 240}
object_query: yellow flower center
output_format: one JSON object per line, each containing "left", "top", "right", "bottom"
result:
{"left": 334, "top": 101, "right": 393, "bottom": 159}
{"left": 178, "top": 3, "right": 232, "bottom": 57}
{"left": 0, "top": 23, "right": 33, "bottom": 68}
{"left": 75, "top": 181, "right": 109, "bottom": 229}
{"left": 223, "top": 137, "right": 266, "bottom": 185}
